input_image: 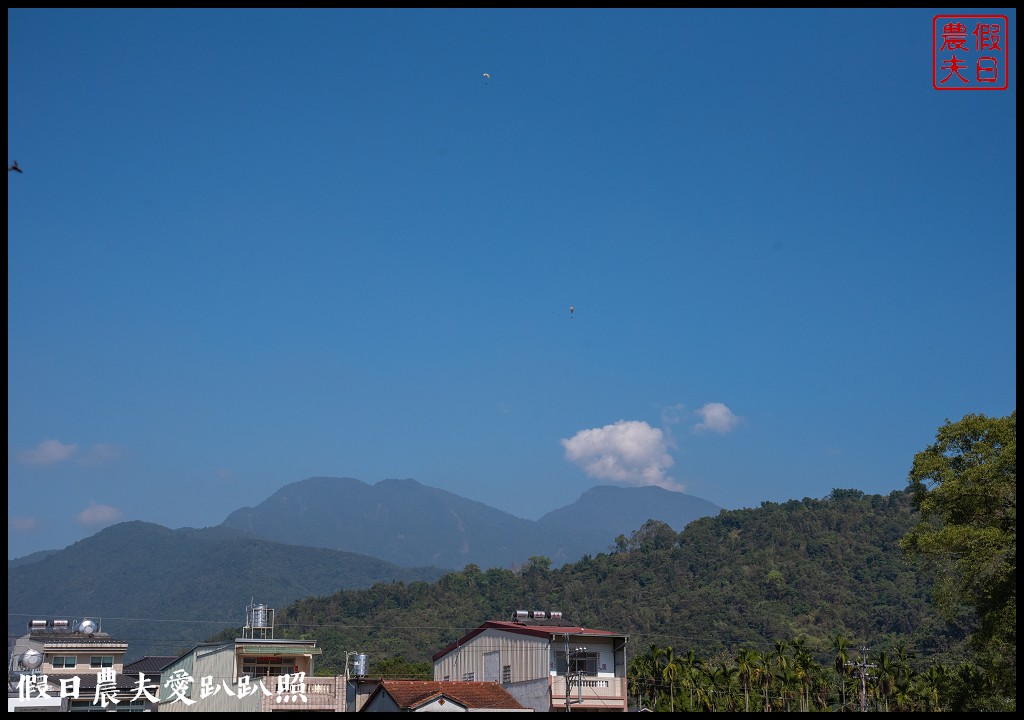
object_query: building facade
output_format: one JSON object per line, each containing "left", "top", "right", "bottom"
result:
{"left": 432, "top": 611, "right": 629, "bottom": 712}
{"left": 156, "top": 601, "right": 360, "bottom": 712}
{"left": 7, "top": 617, "right": 148, "bottom": 712}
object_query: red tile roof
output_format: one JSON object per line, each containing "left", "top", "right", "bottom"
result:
{"left": 374, "top": 680, "right": 526, "bottom": 710}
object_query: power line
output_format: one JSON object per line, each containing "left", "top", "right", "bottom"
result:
{"left": 844, "top": 646, "right": 877, "bottom": 713}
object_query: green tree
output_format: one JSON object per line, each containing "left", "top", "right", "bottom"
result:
{"left": 626, "top": 644, "right": 660, "bottom": 710}
{"left": 901, "top": 411, "right": 1016, "bottom": 710}
{"left": 832, "top": 634, "right": 852, "bottom": 710}
{"left": 658, "top": 646, "right": 680, "bottom": 712}
{"left": 371, "top": 655, "right": 432, "bottom": 679}
{"left": 736, "top": 647, "right": 757, "bottom": 713}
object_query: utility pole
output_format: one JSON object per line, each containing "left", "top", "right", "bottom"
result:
{"left": 845, "top": 647, "right": 877, "bottom": 712}
{"left": 343, "top": 651, "right": 362, "bottom": 713}
{"left": 565, "top": 646, "right": 587, "bottom": 712}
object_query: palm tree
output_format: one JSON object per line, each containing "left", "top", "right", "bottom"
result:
{"left": 658, "top": 647, "right": 679, "bottom": 712}
{"left": 698, "top": 659, "right": 722, "bottom": 711}
{"left": 736, "top": 647, "right": 757, "bottom": 712}
{"left": 772, "top": 639, "right": 790, "bottom": 674}
{"left": 811, "top": 673, "right": 839, "bottom": 711}
{"left": 873, "top": 650, "right": 896, "bottom": 712}
{"left": 892, "top": 676, "right": 915, "bottom": 711}
{"left": 679, "top": 649, "right": 699, "bottom": 712}
{"left": 716, "top": 661, "right": 740, "bottom": 711}
{"left": 832, "top": 634, "right": 852, "bottom": 710}
{"left": 626, "top": 645, "right": 659, "bottom": 710}
{"left": 914, "top": 665, "right": 947, "bottom": 712}
{"left": 755, "top": 651, "right": 774, "bottom": 712}
{"left": 776, "top": 665, "right": 799, "bottom": 712}
{"left": 789, "top": 638, "right": 816, "bottom": 712}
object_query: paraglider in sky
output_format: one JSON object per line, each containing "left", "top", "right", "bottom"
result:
{"left": 570, "top": 305, "right": 574, "bottom": 318}
{"left": 482, "top": 73, "right": 490, "bottom": 79}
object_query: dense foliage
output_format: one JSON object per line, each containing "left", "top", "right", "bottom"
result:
{"left": 627, "top": 636, "right": 959, "bottom": 712}
{"left": 901, "top": 411, "right": 1016, "bottom": 711}
{"left": 263, "top": 490, "right": 965, "bottom": 683}
{"left": 622, "top": 412, "right": 1016, "bottom": 712}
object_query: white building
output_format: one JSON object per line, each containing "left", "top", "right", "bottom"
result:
{"left": 8, "top": 617, "right": 144, "bottom": 712}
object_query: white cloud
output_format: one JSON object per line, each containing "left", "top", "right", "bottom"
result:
{"left": 76, "top": 503, "right": 123, "bottom": 528}
{"left": 18, "top": 439, "right": 79, "bottom": 466}
{"left": 561, "top": 420, "right": 684, "bottom": 491}
{"left": 10, "top": 516, "right": 39, "bottom": 532}
{"left": 693, "top": 403, "right": 742, "bottom": 433}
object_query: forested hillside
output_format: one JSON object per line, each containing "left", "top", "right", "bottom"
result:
{"left": 246, "top": 489, "right": 967, "bottom": 675}
{"left": 7, "top": 522, "right": 446, "bottom": 659}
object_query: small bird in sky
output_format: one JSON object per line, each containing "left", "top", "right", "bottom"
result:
{"left": 9, "top": 161, "right": 23, "bottom": 173}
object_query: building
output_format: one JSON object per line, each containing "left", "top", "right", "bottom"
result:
{"left": 361, "top": 679, "right": 531, "bottom": 712}
{"left": 432, "top": 610, "right": 629, "bottom": 712}
{"left": 157, "top": 600, "right": 357, "bottom": 712}
{"left": 7, "top": 617, "right": 149, "bottom": 712}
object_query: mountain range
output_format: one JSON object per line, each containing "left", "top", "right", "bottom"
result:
{"left": 221, "top": 476, "right": 722, "bottom": 569}
{"left": 8, "top": 477, "right": 721, "bottom": 660}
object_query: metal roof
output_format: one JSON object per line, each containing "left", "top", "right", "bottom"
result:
{"left": 432, "top": 619, "right": 627, "bottom": 662}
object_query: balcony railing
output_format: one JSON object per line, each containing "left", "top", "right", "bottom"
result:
{"left": 550, "top": 675, "right": 627, "bottom": 711}
{"left": 259, "top": 676, "right": 344, "bottom": 712}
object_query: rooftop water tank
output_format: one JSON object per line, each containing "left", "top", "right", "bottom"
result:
{"left": 21, "top": 649, "right": 43, "bottom": 670}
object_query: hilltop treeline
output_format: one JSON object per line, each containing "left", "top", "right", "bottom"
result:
{"left": 252, "top": 489, "right": 963, "bottom": 673}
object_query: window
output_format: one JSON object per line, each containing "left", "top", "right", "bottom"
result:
{"left": 90, "top": 656, "right": 114, "bottom": 668}
{"left": 52, "top": 656, "right": 77, "bottom": 669}
{"left": 70, "top": 697, "right": 148, "bottom": 712}
{"left": 462, "top": 672, "right": 475, "bottom": 681}
{"left": 502, "top": 665, "right": 512, "bottom": 684}
{"left": 241, "top": 656, "right": 295, "bottom": 677}
{"left": 554, "top": 650, "right": 598, "bottom": 676}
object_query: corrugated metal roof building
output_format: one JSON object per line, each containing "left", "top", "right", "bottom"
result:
{"left": 432, "top": 610, "right": 629, "bottom": 712}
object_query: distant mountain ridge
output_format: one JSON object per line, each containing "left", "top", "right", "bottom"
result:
{"left": 7, "top": 521, "right": 446, "bottom": 661}
{"left": 220, "top": 477, "right": 721, "bottom": 570}
{"left": 8, "top": 478, "right": 721, "bottom": 661}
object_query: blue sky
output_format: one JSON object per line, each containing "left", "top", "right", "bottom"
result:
{"left": 8, "top": 9, "right": 1016, "bottom": 560}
